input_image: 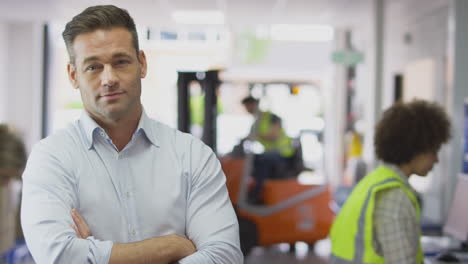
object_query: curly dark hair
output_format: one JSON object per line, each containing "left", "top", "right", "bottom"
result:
{"left": 374, "top": 100, "right": 451, "bottom": 165}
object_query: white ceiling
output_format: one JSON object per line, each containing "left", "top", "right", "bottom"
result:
{"left": 0, "top": 0, "right": 372, "bottom": 29}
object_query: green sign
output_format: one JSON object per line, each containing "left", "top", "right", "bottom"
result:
{"left": 332, "top": 50, "right": 364, "bottom": 66}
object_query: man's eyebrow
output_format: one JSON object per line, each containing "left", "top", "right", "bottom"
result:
{"left": 82, "top": 56, "right": 100, "bottom": 65}
{"left": 81, "top": 53, "right": 133, "bottom": 65}
{"left": 113, "top": 52, "right": 132, "bottom": 59}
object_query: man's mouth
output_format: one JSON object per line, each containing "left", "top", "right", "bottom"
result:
{"left": 100, "top": 92, "right": 124, "bottom": 100}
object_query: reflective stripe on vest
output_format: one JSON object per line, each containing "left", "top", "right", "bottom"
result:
{"left": 331, "top": 178, "right": 399, "bottom": 264}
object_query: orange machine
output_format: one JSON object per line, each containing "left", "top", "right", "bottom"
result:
{"left": 221, "top": 155, "right": 335, "bottom": 256}
{"left": 175, "top": 71, "right": 335, "bottom": 255}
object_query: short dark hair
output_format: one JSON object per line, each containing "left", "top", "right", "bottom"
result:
{"left": 374, "top": 99, "right": 451, "bottom": 165}
{"left": 241, "top": 96, "right": 259, "bottom": 105}
{"left": 62, "top": 5, "right": 139, "bottom": 64}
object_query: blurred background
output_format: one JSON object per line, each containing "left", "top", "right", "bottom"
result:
{"left": 1, "top": 0, "right": 468, "bottom": 263}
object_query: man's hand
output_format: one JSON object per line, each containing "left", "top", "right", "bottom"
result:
{"left": 71, "top": 208, "right": 91, "bottom": 239}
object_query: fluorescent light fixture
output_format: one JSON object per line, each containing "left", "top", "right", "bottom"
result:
{"left": 172, "top": 10, "right": 225, "bottom": 25}
{"left": 270, "top": 24, "right": 334, "bottom": 42}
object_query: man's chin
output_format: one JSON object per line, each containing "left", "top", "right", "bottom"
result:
{"left": 106, "top": 110, "right": 126, "bottom": 121}
{"left": 415, "top": 170, "right": 431, "bottom": 177}
{"left": 96, "top": 107, "right": 126, "bottom": 121}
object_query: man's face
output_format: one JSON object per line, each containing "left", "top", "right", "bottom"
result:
{"left": 243, "top": 102, "right": 258, "bottom": 115}
{"left": 410, "top": 151, "right": 439, "bottom": 176}
{"left": 67, "top": 27, "right": 147, "bottom": 122}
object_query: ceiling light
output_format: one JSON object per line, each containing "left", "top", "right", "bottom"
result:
{"left": 172, "top": 10, "right": 225, "bottom": 25}
{"left": 270, "top": 24, "right": 334, "bottom": 42}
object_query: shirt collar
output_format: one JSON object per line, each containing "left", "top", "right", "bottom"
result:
{"left": 382, "top": 162, "right": 413, "bottom": 189}
{"left": 135, "top": 110, "right": 159, "bottom": 147}
{"left": 79, "top": 111, "right": 101, "bottom": 150}
{"left": 79, "top": 109, "right": 160, "bottom": 150}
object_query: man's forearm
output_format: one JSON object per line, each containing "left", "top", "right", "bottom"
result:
{"left": 71, "top": 209, "right": 195, "bottom": 264}
{"left": 109, "top": 234, "right": 195, "bottom": 264}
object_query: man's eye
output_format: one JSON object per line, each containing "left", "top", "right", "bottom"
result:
{"left": 85, "top": 65, "right": 99, "bottom": 72}
{"left": 116, "top": 60, "right": 130, "bottom": 66}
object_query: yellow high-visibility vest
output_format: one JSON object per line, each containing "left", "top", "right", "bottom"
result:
{"left": 330, "top": 165, "right": 424, "bottom": 264}
{"left": 348, "top": 132, "right": 363, "bottom": 158}
{"left": 257, "top": 111, "right": 294, "bottom": 158}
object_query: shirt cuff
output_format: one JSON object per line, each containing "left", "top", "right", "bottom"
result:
{"left": 86, "top": 236, "right": 113, "bottom": 264}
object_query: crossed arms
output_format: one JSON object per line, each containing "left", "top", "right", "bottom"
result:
{"left": 21, "top": 136, "right": 243, "bottom": 264}
{"left": 71, "top": 209, "right": 195, "bottom": 264}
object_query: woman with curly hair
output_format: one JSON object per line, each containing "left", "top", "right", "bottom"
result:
{"left": 330, "top": 100, "right": 451, "bottom": 264}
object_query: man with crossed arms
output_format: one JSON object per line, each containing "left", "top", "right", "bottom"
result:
{"left": 21, "top": 5, "right": 242, "bottom": 264}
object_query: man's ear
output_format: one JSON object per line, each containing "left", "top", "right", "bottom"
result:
{"left": 67, "top": 63, "right": 79, "bottom": 89}
{"left": 138, "top": 50, "right": 147, "bottom": 78}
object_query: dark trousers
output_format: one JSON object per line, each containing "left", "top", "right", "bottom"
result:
{"left": 251, "top": 152, "right": 289, "bottom": 202}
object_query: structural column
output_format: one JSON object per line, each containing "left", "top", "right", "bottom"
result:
{"left": 443, "top": 0, "right": 468, "bottom": 215}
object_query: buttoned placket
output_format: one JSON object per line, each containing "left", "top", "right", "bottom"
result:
{"left": 97, "top": 129, "right": 140, "bottom": 241}
{"left": 121, "top": 132, "right": 142, "bottom": 241}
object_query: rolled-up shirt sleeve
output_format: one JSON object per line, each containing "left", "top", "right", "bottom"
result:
{"left": 178, "top": 139, "right": 243, "bottom": 264}
{"left": 21, "top": 141, "right": 113, "bottom": 264}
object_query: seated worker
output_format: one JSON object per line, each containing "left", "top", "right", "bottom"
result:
{"left": 0, "top": 125, "right": 27, "bottom": 256}
{"left": 20, "top": 5, "right": 242, "bottom": 264}
{"left": 241, "top": 96, "right": 295, "bottom": 203}
{"left": 330, "top": 99, "right": 451, "bottom": 264}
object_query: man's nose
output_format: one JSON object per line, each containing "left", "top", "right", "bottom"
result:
{"left": 101, "top": 65, "right": 117, "bottom": 87}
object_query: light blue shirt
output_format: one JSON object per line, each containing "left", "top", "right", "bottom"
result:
{"left": 21, "top": 110, "right": 242, "bottom": 264}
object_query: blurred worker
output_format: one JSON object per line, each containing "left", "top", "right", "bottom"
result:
{"left": 241, "top": 96, "right": 294, "bottom": 204}
{"left": 190, "top": 81, "right": 223, "bottom": 138}
{"left": 20, "top": 5, "right": 242, "bottom": 264}
{"left": 330, "top": 100, "right": 451, "bottom": 264}
{"left": 0, "top": 125, "right": 27, "bottom": 256}
{"left": 344, "top": 126, "right": 366, "bottom": 184}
